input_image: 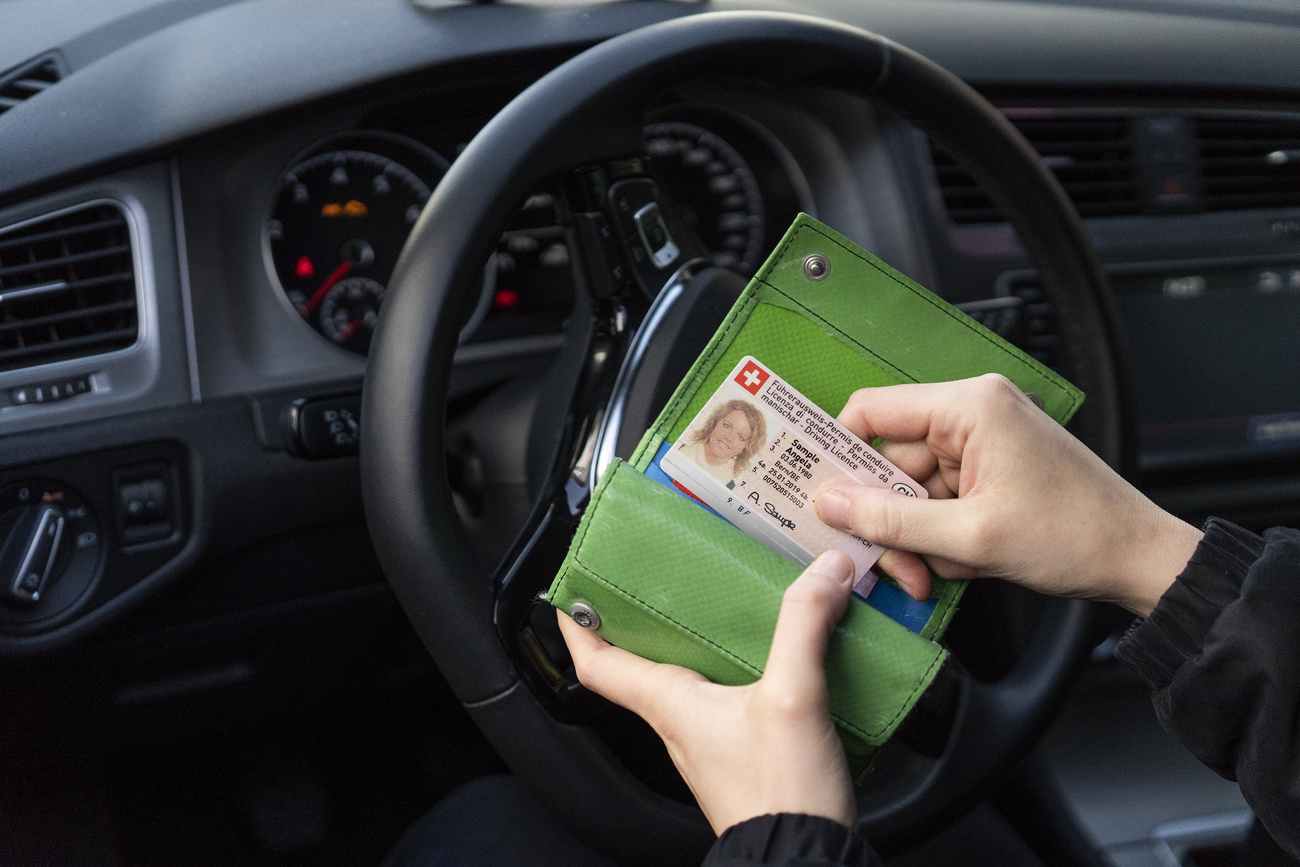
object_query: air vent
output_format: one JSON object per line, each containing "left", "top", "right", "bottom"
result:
{"left": 0, "top": 203, "right": 139, "bottom": 372}
{"left": 0, "top": 53, "right": 64, "bottom": 118}
{"left": 1195, "top": 115, "right": 1300, "bottom": 212}
{"left": 1001, "top": 278, "right": 1065, "bottom": 372}
{"left": 932, "top": 114, "right": 1139, "bottom": 223}
{"left": 959, "top": 279, "right": 1065, "bottom": 371}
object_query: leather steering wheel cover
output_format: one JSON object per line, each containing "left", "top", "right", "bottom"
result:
{"left": 362, "top": 11, "right": 1123, "bottom": 863}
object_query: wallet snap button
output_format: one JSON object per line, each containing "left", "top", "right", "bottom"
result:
{"left": 802, "top": 253, "right": 830, "bottom": 281}
{"left": 569, "top": 602, "right": 601, "bottom": 630}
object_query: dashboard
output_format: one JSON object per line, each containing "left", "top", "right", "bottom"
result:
{"left": 2, "top": 0, "right": 1300, "bottom": 864}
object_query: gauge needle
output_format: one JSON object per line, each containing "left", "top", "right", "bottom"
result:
{"left": 300, "top": 260, "right": 353, "bottom": 316}
{"left": 338, "top": 320, "right": 362, "bottom": 343}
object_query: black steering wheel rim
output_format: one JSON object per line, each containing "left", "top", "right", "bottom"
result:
{"left": 362, "top": 11, "right": 1128, "bottom": 864}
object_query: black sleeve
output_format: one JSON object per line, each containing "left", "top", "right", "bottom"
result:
{"left": 701, "top": 814, "right": 883, "bottom": 867}
{"left": 1115, "top": 517, "right": 1300, "bottom": 858}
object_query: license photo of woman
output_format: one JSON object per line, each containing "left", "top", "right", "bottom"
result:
{"left": 676, "top": 399, "right": 768, "bottom": 487}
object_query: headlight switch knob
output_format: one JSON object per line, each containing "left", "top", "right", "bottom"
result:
{"left": 1, "top": 502, "right": 68, "bottom": 605}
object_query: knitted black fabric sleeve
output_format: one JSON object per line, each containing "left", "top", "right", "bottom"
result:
{"left": 702, "top": 815, "right": 883, "bottom": 867}
{"left": 1115, "top": 517, "right": 1300, "bottom": 858}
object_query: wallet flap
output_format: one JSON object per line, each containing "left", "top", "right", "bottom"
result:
{"left": 752, "top": 217, "right": 1084, "bottom": 423}
{"left": 645, "top": 215, "right": 1082, "bottom": 456}
{"left": 548, "top": 460, "right": 947, "bottom": 751}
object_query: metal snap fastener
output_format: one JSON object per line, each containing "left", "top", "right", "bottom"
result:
{"left": 569, "top": 602, "right": 600, "bottom": 630}
{"left": 802, "top": 253, "right": 830, "bottom": 281}
{"left": 1023, "top": 391, "right": 1045, "bottom": 410}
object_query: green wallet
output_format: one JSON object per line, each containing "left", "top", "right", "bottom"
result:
{"left": 547, "top": 214, "right": 1083, "bottom": 775}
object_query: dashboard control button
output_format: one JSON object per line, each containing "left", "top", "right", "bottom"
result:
{"left": 1133, "top": 116, "right": 1200, "bottom": 213}
{"left": 287, "top": 394, "right": 363, "bottom": 459}
{"left": 119, "top": 478, "right": 167, "bottom": 525}
{"left": 113, "top": 465, "right": 177, "bottom": 546}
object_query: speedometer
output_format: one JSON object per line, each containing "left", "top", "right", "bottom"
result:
{"left": 266, "top": 135, "right": 448, "bottom": 355}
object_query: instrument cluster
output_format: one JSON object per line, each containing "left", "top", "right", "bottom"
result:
{"left": 265, "top": 110, "right": 807, "bottom": 355}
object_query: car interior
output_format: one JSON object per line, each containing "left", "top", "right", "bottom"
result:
{"left": 1, "top": 1, "right": 1298, "bottom": 865}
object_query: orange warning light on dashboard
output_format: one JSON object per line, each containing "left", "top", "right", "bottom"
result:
{"left": 321, "top": 200, "right": 368, "bottom": 218}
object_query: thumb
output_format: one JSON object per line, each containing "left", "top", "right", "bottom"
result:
{"left": 556, "top": 609, "right": 707, "bottom": 726}
{"left": 815, "top": 483, "right": 968, "bottom": 562}
{"left": 761, "top": 551, "right": 855, "bottom": 695}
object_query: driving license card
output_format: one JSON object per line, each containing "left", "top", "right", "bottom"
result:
{"left": 659, "top": 356, "right": 928, "bottom": 599}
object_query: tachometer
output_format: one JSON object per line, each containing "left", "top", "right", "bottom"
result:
{"left": 266, "top": 136, "right": 448, "bottom": 354}
{"left": 644, "top": 121, "right": 766, "bottom": 274}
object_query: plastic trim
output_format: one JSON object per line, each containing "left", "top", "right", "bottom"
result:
{"left": 170, "top": 159, "right": 201, "bottom": 403}
{"left": 589, "top": 257, "right": 707, "bottom": 492}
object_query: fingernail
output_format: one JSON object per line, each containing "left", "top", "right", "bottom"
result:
{"left": 815, "top": 490, "right": 851, "bottom": 528}
{"left": 809, "top": 550, "right": 854, "bottom": 587}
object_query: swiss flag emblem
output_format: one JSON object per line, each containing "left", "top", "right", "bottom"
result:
{"left": 735, "top": 361, "right": 769, "bottom": 395}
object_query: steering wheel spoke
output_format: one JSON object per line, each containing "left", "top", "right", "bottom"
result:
{"left": 487, "top": 168, "right": 735, "bottom": 711}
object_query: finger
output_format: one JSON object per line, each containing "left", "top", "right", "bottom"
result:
{"left": 873, "top": 439, "right": 939, "bottom": 485}
{"left": 815, "top": 483, "right": 974, "bottom": 563}
{"left": 838, "top": 374, "right": 1037, "bottom": 458}
{"left": 876, "top": 549, "right": 933, "bottom": 601}
{"left": 923, "top": 554, "right": 981, "bottom": 581}
{"left": 556, "top": 610, "right": 705, "bottom": 719}
{"left": 762, "top": 551, "right": 854, "bottom": 694}
{"left": 836, "top": 381, "right": 968, "bottom": 444}
{"left": 919, "top": 467, "right": 956, "bottom": 500}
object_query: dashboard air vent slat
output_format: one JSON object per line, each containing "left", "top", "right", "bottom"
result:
{"left": 0, "top": 203, "right": 139, "bottom": 373}
{"left": 0, "top": 217, "right": 124, "bottom": 252}
{"left": 0, "top": 299, "right": 137, "bottom": 334}
{"left": 0, "top": 54, "right": 63, "bottom": 118}
{"left": 1195, "top": 116, "right": 1300, "bottom": 212}
{"left": 932, "top": 114, "right": 1139, "bottom": 223}
{"left": 0, "top": 328, "right": 139, "bottom": 369}
{"left": 0, "top": 244, "right": 132, "bottom": 281}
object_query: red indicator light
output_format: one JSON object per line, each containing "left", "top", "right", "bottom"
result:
{"left": 295, "top": 256, "right": 314, "bottom": 278}
{"left": 493, "top": 289, "right": 520, "bottom": 310}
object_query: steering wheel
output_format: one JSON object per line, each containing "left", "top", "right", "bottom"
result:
{"left": 362, "top": 11, "right": 1128, "bottom": 865}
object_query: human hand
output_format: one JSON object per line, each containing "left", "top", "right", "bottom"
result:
{"left": 815, "top": 374, "right": 1202, "bottom": 616}
{"left": 556, "top": 550, "right": 858, "bottom": 835}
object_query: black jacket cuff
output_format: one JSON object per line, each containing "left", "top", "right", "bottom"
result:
{"left": 1115, "top": 517, "right": 1264, "bottom": 690}
{"left": 703, "top": 814, "right": 881, "bottom": 867}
